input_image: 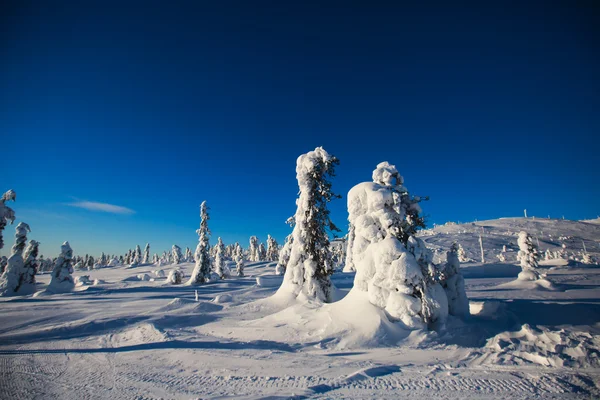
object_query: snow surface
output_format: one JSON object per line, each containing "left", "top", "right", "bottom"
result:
{"left": 1, "top": 218, "right": 600, "bottom": 398}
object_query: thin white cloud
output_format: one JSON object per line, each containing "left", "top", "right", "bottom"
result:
{"left": 66, "top": 201, "right": 135, "bottom": 215}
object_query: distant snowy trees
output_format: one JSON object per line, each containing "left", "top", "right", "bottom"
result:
{"left": 345, "top": 161, "right": 462, "bottom": 329}
{"left": 0, "top": 222, "right": 35, "bottom": 296}
{"left": 517, "top": 231, "right": 541, "bottom": 281}
{"left": 234, "top": 243, "right": 244, "bottom": 276}
{"left": 279, "top": 147, "right": 340, "bottom": 302}
{"left": 249, "top": 236, "right": 259, "bottom": 262}
{"left": 48, "top": 241, "right": 75, "bottom": 293}
{"left": 172, "top": 245, "right": 183, "bottom": 264}
{"left": 143, "top": 243, "right": 150, "bottom": 264}
{"left": 214, "top": 237, "right": 230, "bottom": 279}
{"left": 266, "top": 235, "right": 279, "bottom": 262}
{"left": 189, "top": 201, "right": 212, "bottom": 285}
{"left": 0, "top": 189, "right": 16, "bottom": 250}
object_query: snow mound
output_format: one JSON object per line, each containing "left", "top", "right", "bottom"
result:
{"left": 110, "top": 322, "right": 167, "bottom": 347}
{"left": 256, "top": 275, "right": 283, "bottom": 287}
{"left": 154, "top": 269, "right": 165, "bottom": 278}
{"left": 213, "top": 294, "right": 233, "bottom": 304}
{"left": 74, "top": 275, "right": 92, "bottom": 286}
{"left": 483, "top": 324, "right": 600, "bottom": 368}
{"left": 151, "top": 297, "right": 197, "bottom": 313}
{"left": 193, "top": 301, "right": 223, "bottom": 313}
{"left": 496, "top": 277, "right": 557, "bottom": 291}
{"left": 469, "top": 301, "right": 507, "bottom": 319}
{"left": 137, "top": 273, "right": 151, "bottom": 281}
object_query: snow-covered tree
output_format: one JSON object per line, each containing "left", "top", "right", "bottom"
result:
{"left": 266, "top": 235, "right": 279, "bottom": 262}
{"left": 143, "top": 243, "right": 150, "bottom": 264}
{"left": 258, "top": 243, "right": 267, "bottom": 262}
{"left": 0, "top": 222, "right": 35, "bottom": 296}
{"left": 249, "top": 236, "right": 259, "bottom": 262}
{"left": 22, "top": 239, "right": 40, "bottom": 290}
{"left": 172, "top": 245, "right": 183, "bottom": 264}
{"left": 276, "top": 234, "right": 293, "bottom": 276}
{"left": 0, "top": 189, "right": 16, "bottom": 250}
{"left": 188, "top": 201, "right": 212, "bottom": 285}
{"left": 184, "top": 247, "right": 192, "bottom": 262}
{"left": 48, "top": 241, "right": 75, "bottom": 293}
{"left": 279, "top": 147, "right": 341, "bottom": 302}
{"left": 168, "top": 269, "right": 184, "bottom": 284}
{"left": 544, "top": 248, "right": 552, "bottom": 261}
{"left": 152, "top": 253, "right": 158, "bottom": 264}
{"left": 214, "top": 237, "right": 230, "bottom": 279}
{"left": 457, "top": 244, "right": 469, "bottom": 263}
{"left": 343, "top": 225, "right": 356, "bottom": 272}
{"left": 440, "top": 243, "right": 469, "bottom": 317}
{"left": 100, "top": 252, "right": 107, "bottom": 266}
{"left": 582, "top": 253, "right": 594, "bottom": 264}
{"left": 517, "top": 231, "right": 541, "bottom": 281}
{"left": 234, "top": 243, "right": 244, "bottom": 276}
{"left": 345, "top": 162, "right": 447, "bottom": 329}
{"left": 0, "top": 256, "right": 7, "bottom": 274}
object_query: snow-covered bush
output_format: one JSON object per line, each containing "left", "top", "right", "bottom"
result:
{"left": 154, "top": 269, "right": 166, "bottom": 278}
{"left": 0, "top": 189, "right": 16, "bottom": 251}
{"left": 276, "top": 234, "right": 292, "bottom": 276}
{"left": 249, "top": 236, "right": 259, "bottom": 262}
{"left": 457, "top": 244, "right": 469, "bottom": 262}
{"left": 137, "top": 273, "right": 151, "bottom": 281}
{"left": 278, "top": 147, "right": 340, "bottom": 302}
{"left": 172, "top": 244, "right": 183, "bottom": 265}
{"left": 345, "top": 162, "right": 447, "bottom": 329}
{"left": 214, "top": 237, "right": 230, "bottom": 279}
{"left": 48, "top": 241, "right": 75, "bottom": 293}
{"left": 0, "top": 222, "right": 35, "bottom": 296}
{"left": 266, "top": 235, "right": 279, "bottom": 262}
{"left": 234, "top": 243, "right": 244, "bottom": 276}
{"left": 167, "top": 269, "right": 184, "bottom": 284}
{"left": 440, "top": 243, "right": 469, "bottom": 317}
{"left": 517, "top": 231, "right": 540, "bottom": 281}
{"left": 188, "top": 201, "right": 212, "bottom": 284}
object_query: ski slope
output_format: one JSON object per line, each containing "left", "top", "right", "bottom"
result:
{"left": 0, "top": 218, "right": 599, "bottom": 399}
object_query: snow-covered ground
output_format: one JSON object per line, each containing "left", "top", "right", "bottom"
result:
{"left": 1, "top": 218, "right": 599, "bottom": 399}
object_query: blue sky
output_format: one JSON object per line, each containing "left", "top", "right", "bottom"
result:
{"left": 1, "top": 1, "right": 599, "bottom": 257}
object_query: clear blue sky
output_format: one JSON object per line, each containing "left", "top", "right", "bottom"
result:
{"left": 1, "top": 1, "right": 598, "bottom": 257}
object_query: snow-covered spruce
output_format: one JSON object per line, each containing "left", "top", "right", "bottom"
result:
{"left": 249, "top": 236, "right": 259, "bottom": 262}
{"left": 276, "top": 234, "right": 293, "bottom": 276}
{"left": 184, "top": 247, "right": 192, "bottom": 262}
{"left": 234, "top": 243, "right": 244, "bottom": 276}
{"left": 0, "top": 189, "right": 16, "bottom": 250}
{"left": 214, "top": 237, "right": 230, "bottom": 279}
{"left": 517, "top": 231, "right": 541, "bottom": 281}
{"left": 345, "top": 161, "right": 448, "bottom": 329}
{"left": 188, "top": 201, "right": 212, "bottom": 285}
{"left": 167, "top": 269, "right": 184, "bottom": 284}
{"left": 440, "top": 243, "right": 469, "bottom": 317}
{"left": 143, "top": 243, "right": 150, "bottom": 264}
{"left": 0, "top": 222, "right": 35, "bottom": 296}
{"left": 21, "top": 239, "right": 40, "bottom": 291}
{"left": 47, "top": 241, "right": 75, "bottom": 293}
{"left": 343, "top": 224, "right": 356, "bottom": 272}
{"left": 172, "top": 244, "right": 183, "bottom": 265}
{"left": 0, "top": 256, "right": 7, "bottom": 274}
{"left": 258, "top": 243, "right": 267, "bottom": 262}
{"left": 266, "top": 235, "right": 279, "bottom": 262}
{"left": 278, "top": 147, "right": 340, "bottom": 302}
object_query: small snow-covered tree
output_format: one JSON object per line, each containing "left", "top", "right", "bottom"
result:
{"left": 457, "top": 244, "right": 469, "bottom": 263}
{"left": 258, "top": 243, "right": 267, "bottom": 262}
{"left": 152, "top": 253, "right": 158, "bottom": 264}
{"left": 276, "top": 234, "right": 293, "bottom": 276}
{"left": 168, "top": 269, "right": 184, "bottom": 284}
{"left": 0, "top": 189, "right": 16, "bottom": 250}
{"left": 517, "top": 231, "right": 540, "bottom": 281}
{"left": 48, "top": 241, "right": 75, "bottom": 293}
{"left": 440, "top": 243, "right": 469, "bottom": 317}
{"left": 279, "top": 147, "right": 341, "bottom": 302}
{"left": 188, "top": 201, "right": 212, "bottom": 284}
{"left": 234, "top": 242, "right": 244, "bottom": 276}
{"left": 184, "top": 247, "right": 192, "bottom": 262}
{"left": 22, "top": 240, "right": 40, "bottom": 290}
{"left": 214, "top": 237, "right": 230, "bottom": 279}
{"left": 249, "top": 236, "right": 259, "bottom": 262}
{"left": 172, "top": 245, "right": 183, "bottom": 264}
{"left": 266, "top": 235, "right": 279, "bottom": 262}
{"left": 0, "top": 222, "right": 34, "bottom": 296}
{"left": 143, "top": 243, "right": 150, "bottom": 264}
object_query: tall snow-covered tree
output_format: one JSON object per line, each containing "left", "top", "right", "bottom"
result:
{"left": 0, "top": 256, "right": 7, "bottom": 274}
{"left": 234, "top": 243, "right": 244, "bottom": 276}
{"left": 279, "top": 147, "right": 341, "bottom": 302}
{"left": 517, "top": 231, "right": 540, "bottom": 281}
{"left": 143, "top": 243, "right": 150, "bottom": 264}
{"left": 184, "top": 247, "right": 192, "bottom": 262}
{"left": 249, "top": 236, "right": 259, "bottom": 262}
{"left": 258, "top": 243, "right": 267, "bottom": 262}
{"left": 0, "top": 222, "right": 34, "bottom": 296}
{"left": 48, "top": 242, "right": 75, "bottom": 293}
{"left": 214, "top": 237, "right": 230, "bottom": 279}
{"left": 172, "top": 245, "right": 183, "bottom": 264}
{"left": 266, "top": 235, "right": 279, "bottom": 262}
{"left": 0, "top": 189, "right": 16, "bottom": 250}
{"left": 21, "top": 240, "right": 39, "bottom": 291}
{"left": 152, "top": 253, "right": 158, "bottom": 264}
{"left": 276, "top": 234, "right": 293, "bottom": 276}
{"left": 188, "top": 201, "right": 212, "bottom": 284}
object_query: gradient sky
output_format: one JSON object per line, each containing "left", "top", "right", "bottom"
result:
{"left": 1, "top": 1, "right": 599, "bottom": 257}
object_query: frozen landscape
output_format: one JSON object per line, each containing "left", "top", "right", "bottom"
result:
{"left": 1, "top": 157, "right": 599, "bottom": 399}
